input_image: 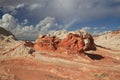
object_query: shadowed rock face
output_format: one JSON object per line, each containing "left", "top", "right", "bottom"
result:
{"left": 0, "top": 27, "right": 16, "bottom": 41}
{"left": 83, "top": 34, "right": 96, "bottom": 51}
{"left": 0, "top": 27, "right": 14, "bottom": 37}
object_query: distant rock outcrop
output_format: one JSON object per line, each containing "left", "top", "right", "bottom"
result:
{"left": 94, "top": 30, "right": 120, "bottom": 51}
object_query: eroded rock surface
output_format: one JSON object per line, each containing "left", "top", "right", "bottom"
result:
{"left": 34, "top": 35, "right": 60, "bottom": 52}
{"left": 57, "top": 33, "right": 85, "bottom": 54}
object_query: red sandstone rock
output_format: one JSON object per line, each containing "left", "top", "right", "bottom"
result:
{"left": 57, "top": 33, "right": 85, "bottom": 54}
{"left": 34, "top": 33, "right": 85, "bottom": 54}
{"left": 34, "top": 35, "right": 60, "bottom": 52}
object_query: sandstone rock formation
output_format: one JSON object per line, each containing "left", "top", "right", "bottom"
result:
{"left": 34, "top": 33, "right": 85, "bottom": 54}
{"left": 94, "top": 30, "right": 120, "bottom": 51}
{"left": 34, "top": 30, "right": 96, "bottom": 54}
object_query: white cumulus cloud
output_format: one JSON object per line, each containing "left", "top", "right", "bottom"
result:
{"left": 16, "top": 3, "right": 25, "bottom": 9}
{"left": 81, "top": 27, "right": 91, "bottom": 31}
{"left": 21, "top": 19, "right": 28, "bottom": 25}
{"left": 0, "top": 14, "right": 63, "bottom": 40}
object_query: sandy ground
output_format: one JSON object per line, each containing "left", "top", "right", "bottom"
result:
{"left": 0, "top": 46, "right": 120, "bottom": 80}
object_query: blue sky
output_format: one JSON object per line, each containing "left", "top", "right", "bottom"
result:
{"left": 0, "top": 0, "right": 120, "bottom": 40}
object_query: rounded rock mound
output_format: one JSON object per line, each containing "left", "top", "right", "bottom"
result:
{"left": 34, "top": 30, "right": 96, "bottom": 54}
